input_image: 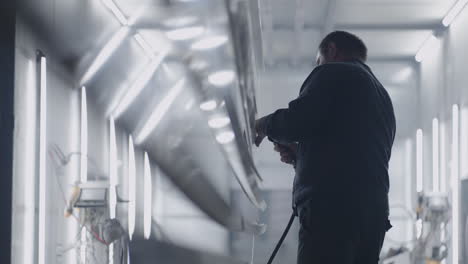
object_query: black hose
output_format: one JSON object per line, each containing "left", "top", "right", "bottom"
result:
{"left": 267, "top": 212, "right": 296, "bottom": 264}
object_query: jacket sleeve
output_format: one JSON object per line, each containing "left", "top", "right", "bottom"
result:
{"left": 258, "top": 65, "right": 345, "bottom": 144}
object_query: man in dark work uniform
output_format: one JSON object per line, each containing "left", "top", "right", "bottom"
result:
{"left": 255, "top": 31, "right": 396, "bottom": 264}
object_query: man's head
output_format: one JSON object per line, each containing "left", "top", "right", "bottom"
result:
{"left": 316, "top": 31, "right": 367, "bottom": 65}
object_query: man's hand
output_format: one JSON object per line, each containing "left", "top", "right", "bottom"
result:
{"left": 274, "top": 143, "right": 298, "bottom": 165}
{"left": 254, "top": 118, "right": 267, "bottom": 147}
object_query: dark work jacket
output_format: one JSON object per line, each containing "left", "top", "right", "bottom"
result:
{"left": 261, "top": 60, "right": 396, "bottom": 231}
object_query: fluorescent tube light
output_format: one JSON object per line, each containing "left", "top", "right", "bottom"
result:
{"left": 109, "top": 117, "right": 117, "bottom": 219}
{"left": 144, "top": 152, "right": 152, "bottom": 240}
{"left": 128, "top": 135, "right": 136, "bottom": 240}
{"left": 442, "top": 0, "right": 468, "bottom": 27}
{"left": 135, "top": 79, "right": 185, "bottom": 144}
{"left": 102, "top": 0, "right": 128, "bottom": 25}
{"left": 81, "top": 87, "right": 88, "bottom": 183}
{"left": 451, "top": 104, "right": 460, "bottom": 264}
{"left": 404, "top": 139, "right": 413, "bottom": 240}
{"left": 111, "top": 46, "right": 169, "bottom": 118}
{"left": 134, "top": 33, "right": 155, "bottom": 58}
{"left": 433, "top": 118, "right": 440, "bottom": 192}
{"left": 416, "top": 129, "right": 424, "bottom": 193}
{"left": 80, "top": 27, "right": 129, "bottom": 85}
{"left": 415, "top": 34, "right": 439, "bottom": 63}
{"left": 441, "top": 123, "right": 448, "bottom": 192}
{"left": 38, "top": 56, "right": 47, "bottom": 264}
{"left": 24, "top": 60, "right": 36, "bottom": 264}
{"left": 80, "top": 86, "right": 88, "bottom": 264}
{"left": 460, "top": 108, "right": 468, "bottom": 176}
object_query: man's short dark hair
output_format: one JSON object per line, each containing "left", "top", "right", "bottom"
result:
{"left": 319, "top": 31, "right": 368, "bottom": 62}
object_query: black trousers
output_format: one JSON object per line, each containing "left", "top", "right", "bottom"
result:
{"left": 297, "top": 203, "right": 388, "bottom": 264}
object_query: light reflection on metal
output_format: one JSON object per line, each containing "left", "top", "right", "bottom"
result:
{"left": 216, "top": 131, "right": 235, "bottom": 144}
{"left": 166, "top": 26, "right": 204, "bottom": 41}
{"left": 79, "top": 27, "right": 130, "bottom": 86}
{"left": 163, "top": 16, "right": 199, "bottom": 28}
{"left": 208, "top": 70, "right": 235, "bottom": 86}
{"left": 208, "top": 116, "right": 231, "bottom": 128}
{"left": 200, "top": 100, "right": 217, "bottom": 111}
{"left": 191, "top": 36, "right": 228, "bottom": 50}
{"left": 135, "top": 79, "right": 186, "bottom": 144}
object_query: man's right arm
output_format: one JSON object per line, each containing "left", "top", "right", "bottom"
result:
{"left": 256, "top": 65, "right": 345, "bottom": 144}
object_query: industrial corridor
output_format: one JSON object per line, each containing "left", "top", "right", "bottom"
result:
{"left": 2, "top": 0, "right": 468, "bottom": 264}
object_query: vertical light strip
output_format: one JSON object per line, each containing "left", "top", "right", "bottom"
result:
{"left": 416, "top": 129, "right": 424, "bottom": 193}
{"left": 80, "top": 87, "right": 88, "bottom": 264}
{"left": 143, "top": 152, "right": 152, "bottom": 239}
{"left": 441, "top": 123, "right": 448, "bottom": 193}
{"left": 109, "top": 117, "right": 117, "bottom": 218}
{"left": 128, "top": 136, "right": 136, "bottom": 240}
{"left": 460, "top": 108, "right": 468, "bottom": 177}
{"left": 451, "top": 104, "right": 460, "bottom": 264}
{"left": 404, "top": 139, "right": 413, "bottom": 240}
{"left": 24, "top": 61, "right": 36, "bottom": 264}
{"left": 108, "top": 117, "right": 117, "bottom": 264}
{"left": 67, "top": 88, "right": 80, "bottom": 264}
{"left": 38, "top": 56, "right": 47, "bottom": 264}
{"left": 81, "top": 87, "right": 88, "bottom": 183}
{"left": 433, "top": 118, "right": 440, "bottom": 192}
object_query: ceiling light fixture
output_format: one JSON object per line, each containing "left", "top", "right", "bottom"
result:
{"left": 112, "top": 46, "right": 170, "bottom": 118}
{"left": 136, "top": 79, "right": 186, "bottom": 144}
{"left": 166, "top": 26, "right": 204, "bottom": 41}
{"left": 102, "top": 0, "right": 129, "bottom": 26}
{"left": 415, "top": 34, "right": 439, "bottom": 63}
{"left": 134, "top": 33, "right": 155, "bottom": 58}
{"left": 442, "top": 0, "right": 468, "bottom": 27}
{"left": 208, "top": 70, "right": 235, "bottom": 86}
{"left": 80, "top": 27, "right": 130, "bottom": 86}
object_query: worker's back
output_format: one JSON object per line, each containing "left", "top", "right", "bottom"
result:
{"left": 293, "top": 60, "right": 396, "bottom": 231}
